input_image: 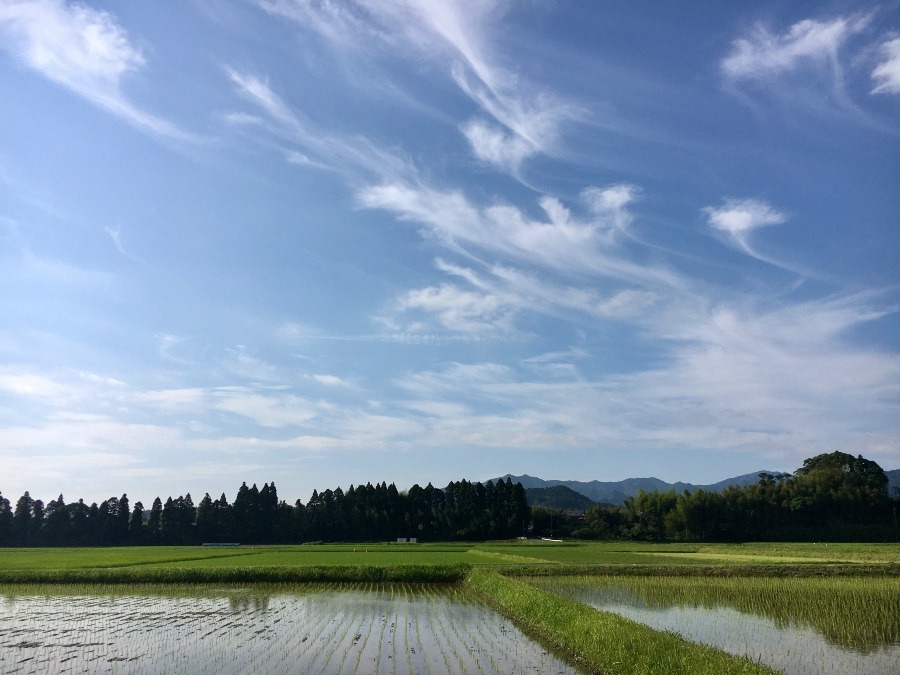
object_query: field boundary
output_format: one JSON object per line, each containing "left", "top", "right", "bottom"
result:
{"left": 0, "top": 564, "right": 469, "bottom": 585}
{"left": 499, "top": 562, "right": 900, "bottom": 578}
{"left": 465, "top": 568, "right": 778, "bottom": 675}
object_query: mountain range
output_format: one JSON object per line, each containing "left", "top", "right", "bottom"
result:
{"left": 497, "top": 468, "right": 900, "bottom": 507}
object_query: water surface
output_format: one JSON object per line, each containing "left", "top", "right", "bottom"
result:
{"left": 1, "top": 584, "right": 576, "bottom": 674}
{"left": 535, "top": 577, "right": 900, "bottom": 675}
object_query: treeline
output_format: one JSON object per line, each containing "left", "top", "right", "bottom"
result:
{"left": 0, "top": 478, "right": 530, "bottom": 547}
{"left": 534, "top": 452, "right": 899, "bottom": 542}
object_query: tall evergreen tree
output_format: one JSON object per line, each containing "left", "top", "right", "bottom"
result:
{"left": 196, "top": 493, "right": 215, "bottom": 543}
{"left": 0, "top": 492, "right": 14, "bottom": 546}
{"left": 115, "top": 494, "right": 130, "bottom": 544}
{"left": 147, "top": 497, "right": 162, "bottom": 543}
{"left": 44, "top": 495, "right": 70, "bottom": 546}
{"left": 129, "top": 501, "right": 145, "bottom": 544}
{"left": 13, "top": 491, "right": 34, "bottom": 545}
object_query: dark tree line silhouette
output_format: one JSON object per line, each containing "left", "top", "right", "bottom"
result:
{"left": 532, "top": 452, "right": 899, "bottom": 542}
{"left": 0, "top": 478, "right": 530, "bottom": 546}
{"left": 3, "top": 452, "right": 894, "bottom": 546}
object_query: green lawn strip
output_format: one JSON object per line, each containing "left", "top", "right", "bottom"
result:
{"left": 0, "top": 563, "right": 470, "bottom": 585}
{"left": 694, "top": 542, "right": 900, "bottom": 564}
{"left": 139, "top": 549, "right": 471, "bottom": 568}
{"left": 476, "top": 543, "right": 744, "bottom": 566}
{"left": 0, "top": 546, "right": 258, "bottom": 570}
{"left": 465, "top": 548, "right": 555, "bottom": 564}
{"left": 502, "top": 562, "right": 900, "bottom": 578}
{"left": 466, "top": 568, "right": 777, "bottom": 675}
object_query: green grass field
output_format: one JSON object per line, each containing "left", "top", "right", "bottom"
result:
{"left": 2, "top": 540, "right": 898, "bottom": 575}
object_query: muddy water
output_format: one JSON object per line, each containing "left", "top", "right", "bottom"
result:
{"left": 0, "top": 585, "right": 576, "bottom": 674}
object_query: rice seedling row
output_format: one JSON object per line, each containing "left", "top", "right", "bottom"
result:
{"left": 0, "top": 583, "right": 584, "bottom": 674}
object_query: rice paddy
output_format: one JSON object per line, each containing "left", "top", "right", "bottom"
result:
{"left": 0, "top": 583, "right": 576, "bottom": 674}
{"left": 0, "top": 542, "right": 897, "bottom": 673}
{"left": 531, "top": 575, "right": 900, "bottom": 675}
{"left": 2, "top": 541, "right": 898, "bottom": 577}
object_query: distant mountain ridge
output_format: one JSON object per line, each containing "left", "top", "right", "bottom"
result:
{"left": 500, "top": 467, "right": 900, "bottom": 506}
{"left": 887, "top": 469, "right": 899, "bottom": 496}
{"left": 496, "top": 471, "right": 780, "bottom": 506}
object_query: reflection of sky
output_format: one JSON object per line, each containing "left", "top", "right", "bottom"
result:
{"left": 0, "top": 589, "right": 577, "bottom": 674}
{"left": 560, "top": 585, "right": 900, "bottom": 675}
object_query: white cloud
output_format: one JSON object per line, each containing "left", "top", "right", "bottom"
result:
{"left": 0, "top": 0, "right": 191, "bottom": 139}
{"left": 212, "top": 388, "right": 319, "bottom": 428}
{"left": 384, "top": 288, "right": 900, "bottom": 461}
{"left": 0, "top": 372, "right": 68, "bottom": 399}
{"left": 397, "top": 283, "right": 515, "bottom": 335}
{"left": 104, "top": 226, "right": 143, "bottom": 263}
{"left": 254, "top": 0, "right": 578, "bottom": 174}
{"left": 384, "top": 255, "right": 662, "bottom": 338}
{"left": 228, "top": 69, "right": 306, "bottom": 135}
{"left": 226, "top": 67, "right": 413, "bottom": 180}
{"left": 359, "top": 182, "right": 680, "bottom": 288}
{"left": 705, "top": 198, "right": 786, "bottom": 235}
{"left": 722, "top": 16, "right": 868, "bottom": 80}
{"left": 462, "top": 119, "right": 536, "bottom": 172}
{"left": 138, "top": 388, "right": 207, "bottom": 411}
{"left": 311, "top": 374, "right": 353, "bottom": 388}
{"left": 222, "top": 345, "right": 281, "bottom": 382}
{"left": 704, "top": 198, "right": 786, "bottom": 262}
{"left": 872, "top": 37, "right": 900, "bottom": 94}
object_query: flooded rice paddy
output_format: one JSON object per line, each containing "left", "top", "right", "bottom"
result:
{"left": 533, "top": 576, "right": 900, "bottom": 675}
{"left": 0, "top": 584, "right": 576, "bottom": 674}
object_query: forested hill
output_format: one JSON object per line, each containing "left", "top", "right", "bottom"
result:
{"left": 525, "top": 486, "right": 597, "bottom": 511}
{"left": 497, "top": 471, "right": 781, "bottom": 505}
{"left": 529, "top": 452, "right": 899, "bottom": 542}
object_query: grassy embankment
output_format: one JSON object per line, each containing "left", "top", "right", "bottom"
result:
{"left": 467, "top": 568, "right": 778, "bottom": 675}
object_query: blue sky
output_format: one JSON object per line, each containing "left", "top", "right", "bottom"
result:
{"left": 1, "top": 0, "right": 898, "bottom": 507}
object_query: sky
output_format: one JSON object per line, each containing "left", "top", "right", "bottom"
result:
{"left": 1, "top": 0, "right": 898, "bottom": 508}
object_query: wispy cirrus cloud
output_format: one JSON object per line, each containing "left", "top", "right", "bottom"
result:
{"left": 871, "top": 37, "right": 900, "bottom": 94}
{"left": 381, "top": 254, "right": 662, "bottom": 339}
{"left": 226, "top": 68, "right": 412, "bottom": 180}
{"left": 359, "top": 182, "right": 679, "bottom": 289}
{"left": 390, "top": 287, "right": 900, "bottom": 463}
{"left": 253, "top": 0, "right": 578, "bottom": 174}
{"left": 3, "top": 275, "right": 898, "bottom": 502}
{"left": 0, "top": 0, "right": 192, "bottom": 140}
{"left": 721, "top": 16, "right": 869, "bottom": 81}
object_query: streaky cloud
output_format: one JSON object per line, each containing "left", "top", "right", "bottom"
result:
{"left": 0, "top": 0, "right": 195, "bottom": 140}
{"left": 359, "top": 181, "right": 683, "bottom": 289}
{"left": 226, "top": 67, "right": 414, "bottom": 180}
{"left": 721, "top": 15, "right": 869, "bottom": 81}
{"left": 872, "top": 37, "right": 900, "bottom": 94}
{"left": 253, "top": 0, "right": 579, "bottom": 175}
